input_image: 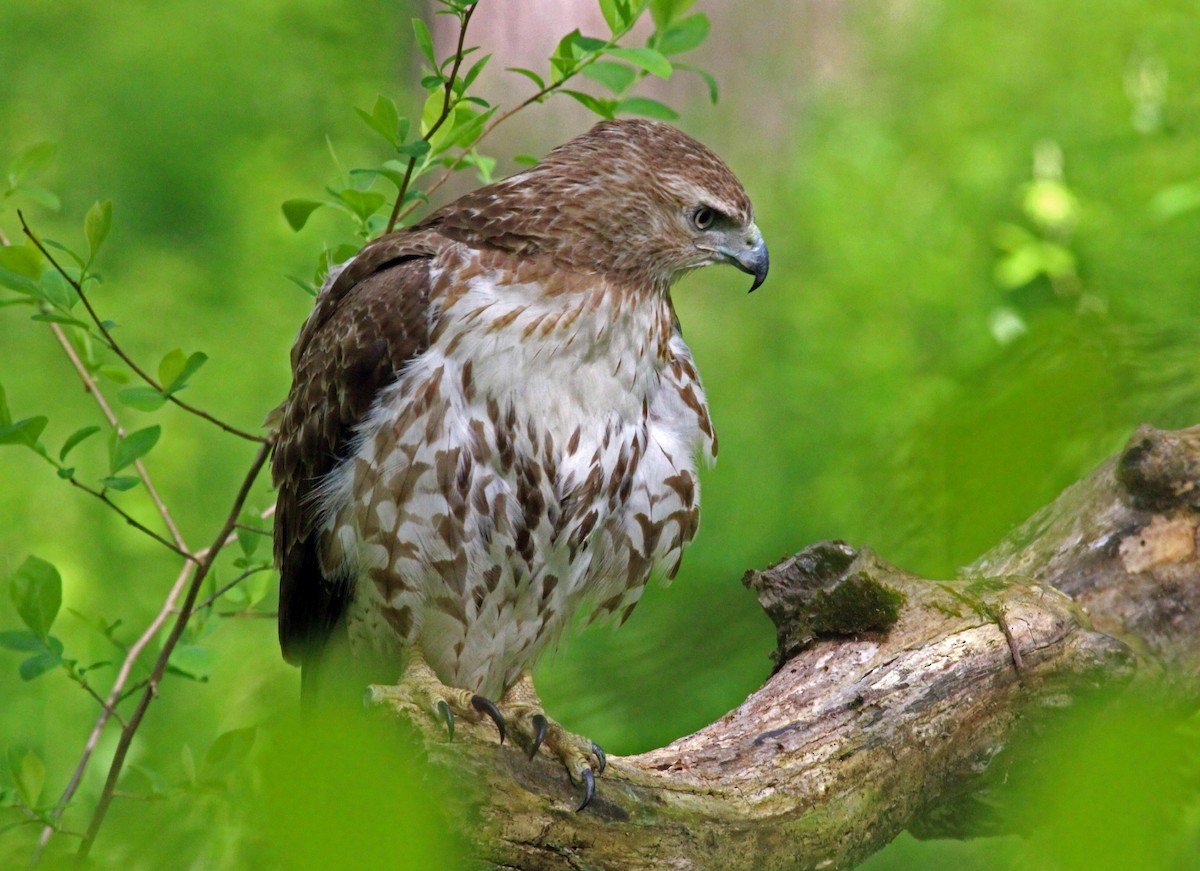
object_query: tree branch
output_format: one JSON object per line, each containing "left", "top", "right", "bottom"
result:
{"left": 47, "top": 321, "right": 189, "bottom": 551}
{"left": 17, "top": 211, "right": 267, "bottom": 444}
{"left": 76, "top": 439, "right": 272, "bottom": 858}
{"left": 373, "top": 423, "right": 1199, "bottom": 870}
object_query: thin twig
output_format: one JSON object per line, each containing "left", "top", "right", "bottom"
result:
{"left": 61, "top": 475, "right": 194, "bottom": 561}
{"left": 391, "top": 26, "right": 629, "bottom": 228}
{"left": 233, "top": 522, "right": 272, "bottom": 537}
{"left": 17, "top": 211, "right": 267, "bottom": 444}
{"left": 385, "top": 1, "right": 479, "bottom": 233}
{"left": 77, "top": 440, "right": 272, "bottom": 858}
{"left": 48, "top": 322, "right": 189, "bottom": 551}
{"left": 192, "top": 564, "right": 272, "bottom": 612}
{"left": 66, "top": 673, "right": 128, "bottom": 729}
{"left": 31, "top": 558, "right": 196, "bottom": 862}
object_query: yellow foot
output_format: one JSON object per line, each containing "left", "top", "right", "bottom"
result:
{"left": 366, "top": 651, "right": 506, "bottom": 745}
{"left": 498, "top": 672, "right": 607, "bottom": 812}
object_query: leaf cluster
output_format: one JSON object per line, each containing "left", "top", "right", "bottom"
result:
{"left": 281, "top": 0, "right": 717, "bottom": 292}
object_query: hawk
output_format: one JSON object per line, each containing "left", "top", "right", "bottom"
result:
{"left": 272, "top": 119, "right": 767, "bottom": 809}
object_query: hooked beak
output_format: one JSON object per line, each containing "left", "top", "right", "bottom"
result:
{"left": 718, "top": 226, "right": 769, "bottom": 292}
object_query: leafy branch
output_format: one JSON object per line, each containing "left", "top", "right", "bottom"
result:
{"left": 77, "top": 439, "right": 272, "bottom": 858}
{"left": 384, "top": 0, "right": 480, "bottom": 233}
{"left": 283, "top": 0, "right": 716, "bottom": 283}
{"left": 17, "top": 210, "right": 266, "bottom": 444}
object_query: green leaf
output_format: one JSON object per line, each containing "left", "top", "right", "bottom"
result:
{"left": 582, "top": 60, "right": 637, "bottom": 94}
{"left": 649, "top": 0, "right": 696, "bottom": 29}
{"left": 0, "top": 244, "right": 43, "bottom": 281}
{"left": 395, "top": 140, "right": 432, "bottom": 159}
{"left": 0, "top": 266, "right": 39, "bottom": 296}
{"left": 617, "top": 96, "right": 679, "bottom": 120}
{"left": 29, "top": 312, "right": 87, "bottom": 327}
{"left": 460, "top": 53, "right": 492, "bottom": 92}
{"left": 281, "top": 198, "right": 325, "bottom": 232}
{"left": 573, "top": 34, "right": 608, "bottom": 52}
{"left": 676, "top": 61, "right": 718, "bottom": 103}
{"left": 84, "top": 200, "right": 113, "bottom": 264}
{"left": 19, "top": 637, "right": 63, "bottom": 681}
{"left": 441, "top": 106, "right": 497, "bottom": 152}
{"left": 98, "top": 365, "right": 131, "bottom": 384}
{"left": 111, "top": 425, "right": 161, "bottom": 473}
{"left": 202, "top": 726, "right": 257, "bottom": 777}
{"left": 657, "top": 13, "right": 709, "bottom": 55}
{"left": 168, "top": 644, "right": 213, "bottom": 681}
{"left": 355, "top": 95, "right": 402, "bottom": 147}
{"left": 0, "top": 630, "right": 44, "bottom": 652}
{"left": 117, "top": 386, "right": 167, "bottom": 412}
{"left": 98, "top": 475, "right": 140, "bottom": 492}
{"left": 513, "top": 154, "right": 540, "bottom": 166}
{"left": 0, "top": 416, "right": 48, "bottom": 449}
{"left": 36, "top": 269, "right": 74, "bottom": 310}
{"left": 59, "top": 425, "right": 101, "bottom": 461}
{"left": 412, "top": 17, "right": 437, "bottom": 68}
{"left": 563, "top": 90, "right": 618, "bottom": 119}
{"left": 507, "top": 67, "right": 546, "bottom": 90}
{"left": 598, "top": 0, "right": 633, "bottom": 33}
{"left": 10, "top": 555, "right": 62, "bottom": 639}
{"left": 606, "top": 46, "right": 672, "bottom": 78}
{"left": 158, "top": 349, "right": 207, "bottom": 394}
{"left": 236, "top": 532, "right": 260, "bottom": 561}
{"left": 9, "top": 748, "right": 45, "bottom": 808}
{"left": 0, "top": 384, "right": 9, "bottom": 426}
{"left": 12, "top": 185, "right": 61, "bottom": 211}
{"left": 7, "top": 142, "right": 56, "bottom": 188}
{"left": 336, "top": 189, "right": 387, "bottom": 223}
{"left": 550, "top": 29, "right": 585, "bottom": 83}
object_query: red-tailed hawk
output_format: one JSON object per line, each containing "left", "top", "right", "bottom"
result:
{"left": 272, "top": 119, "right": 767, "bottom": 809}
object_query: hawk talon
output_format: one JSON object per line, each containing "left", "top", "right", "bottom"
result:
{"left": 576, "top": 767, "right": 596, "bottom": 813}
{"left": 592, "top": 742, "right": 607, "bottom": 776}
{"left": 529, "top": 713, "right": 549, "bottom": 760}
{"left": 471, "top": 694, "right": 506, "bottom": 744}
{"left": 437, "top": 699, "right": 455, "bottom": 742}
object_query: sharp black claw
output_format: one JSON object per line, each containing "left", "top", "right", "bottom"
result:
{"left": 471, "top": 694, "right": 506, "bottom": 744}
{"left": 437, "top": 699, "right": 455, "bottom": 742}
{"left": 576, "top": 767, "right": 596, "bottom": 813}
{"left": 592, "top": 742, "right": 607, "bottom": 775}
{"left": 529, "top": 713, "right": 549, "bottom": 760}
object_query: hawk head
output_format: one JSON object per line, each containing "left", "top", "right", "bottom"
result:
{"left": 426, "top": 119, "right": 769, "bottom": 292}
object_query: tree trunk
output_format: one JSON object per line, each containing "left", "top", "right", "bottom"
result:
{"left": 379, "top": 423, "right": 1200, "bottom": 870}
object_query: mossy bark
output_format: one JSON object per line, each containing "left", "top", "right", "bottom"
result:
{"left": 377, "top": 424, "right": 1200, "bottom": 870}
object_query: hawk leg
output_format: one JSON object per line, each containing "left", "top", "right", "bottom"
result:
{"left": 497, "top": 672, "right": 607, "bottom": 812}
{"left": 366, "top": 648, "right": 506, "bottom": 744}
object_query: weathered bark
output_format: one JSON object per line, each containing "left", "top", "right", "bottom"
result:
{"left": 381, "top": 424, "right": 1200, "bottom": 870}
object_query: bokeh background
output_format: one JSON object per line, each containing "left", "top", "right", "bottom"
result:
{"left": 1, "top": 0, "right": 1198, "bottom": 867}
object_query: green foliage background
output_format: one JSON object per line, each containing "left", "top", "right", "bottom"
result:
{"left": 1, "top": 0, "right": 1198, "bottom": 867}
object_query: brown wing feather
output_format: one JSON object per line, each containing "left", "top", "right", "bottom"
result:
{"left": 272, "top": 234, "right": 441, "bottom": 665}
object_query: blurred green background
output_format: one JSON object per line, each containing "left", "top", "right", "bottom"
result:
{"left": 1, "top": 0, "right": 1198, "bottom": 867}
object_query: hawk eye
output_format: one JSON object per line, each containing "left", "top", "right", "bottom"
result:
{"left": 691, "top": 206, "right": 716, "bottom": 231}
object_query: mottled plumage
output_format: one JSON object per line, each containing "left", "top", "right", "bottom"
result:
{"left": 273, "top": 119, "right": 766, "bottom": 712}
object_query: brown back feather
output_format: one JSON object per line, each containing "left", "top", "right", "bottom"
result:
{"left": 272, "top": 240, "right": 438, "bottom": 665}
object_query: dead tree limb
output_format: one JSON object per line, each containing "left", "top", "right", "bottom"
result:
{"left": 377, "top": 424, "right": 1200, "bottom": 870}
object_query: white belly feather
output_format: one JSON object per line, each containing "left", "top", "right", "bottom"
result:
{"left": 316, "top": 258, "right": 713, "bottom": 697}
